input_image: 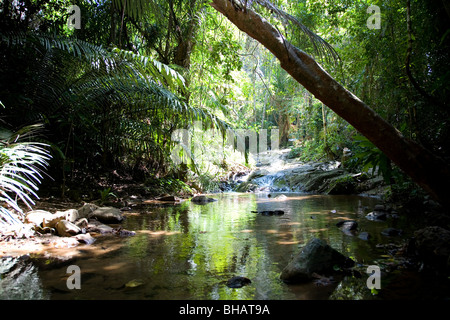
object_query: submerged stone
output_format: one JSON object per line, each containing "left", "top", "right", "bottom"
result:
{"left": 158, "top": 195, "right": 182, "bottom": 202}
{"left": 226, "top": 276, "right": 252, "bottom": 288}
{"left": 358, "top": 232, "right": 371, "bottom": 241}
{"left": 251, "top": 210, "right": 284, "bottom": 216}
{"left": 191, "top": 195, "right": 218, "bottom": 204}
{"left": 366, "top": 210, "right": 387, "bottom": 221}
{"left": 336, "top": 220, "right": 358, "bottom": 231}
{"left": 273, "top": 194, "right": 287, "bottom": 200}
{"left": 125, "top": 279, "right": 145, "bottom": 288}
{"left": 381, "top": 228, "right": 402, "bottom": 236}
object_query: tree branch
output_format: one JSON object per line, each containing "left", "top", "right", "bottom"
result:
{"left": 210, "top": 0, "right": 450, "bottom": 206}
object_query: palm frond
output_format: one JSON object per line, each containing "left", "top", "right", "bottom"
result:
{"left": 1, "top": 29, "right": 233, "bottom": 178}
{"left": 0, "top": 124, "right": 51, "bottom": 226}
{"left": 111, "top": 0, "right": 153, "bottom": 20}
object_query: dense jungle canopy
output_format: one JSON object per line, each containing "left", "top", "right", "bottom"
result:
{"left": 1, "top": 0, "right": 450, "bottom": 225}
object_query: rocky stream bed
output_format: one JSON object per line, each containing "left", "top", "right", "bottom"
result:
{"left": 1, "top": 150, "right": 450, "bottom": 300}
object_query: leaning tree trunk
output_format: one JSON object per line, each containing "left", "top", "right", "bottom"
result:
{"left": 210, "top": 0, "right": 450, "bottom": 207}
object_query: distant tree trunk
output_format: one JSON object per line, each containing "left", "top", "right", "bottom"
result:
{"left": 210, "top": 0, "right": 450, "bottom": 207}
{"left": 109, "top": 1, "right": 117, "bottom": 46}
{"left": 170, "top": 0, "right": 200, "bottom": 103}
{"left": 321, "top": 103, "right": 327, "bottom": 147}
{"left": 271, "top": 97, "right": 290, "bottom": 147}
{"left": 321, "top": 103, "right": 334, "bottom": 160}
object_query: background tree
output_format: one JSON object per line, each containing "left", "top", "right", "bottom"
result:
{"left": 210, "top": 0, "right": 450, "bottom": 206}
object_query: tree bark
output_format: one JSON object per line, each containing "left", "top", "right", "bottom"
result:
{"left": 210, "top": 0, "right": 450, "bottom": 207}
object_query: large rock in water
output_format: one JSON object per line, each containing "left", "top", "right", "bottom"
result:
{"left": 411, "top": 226, "right": 450, "bottom": 272}
{"left": 25, "top": 210, "right": 53, "bottom": 227}
{"left": 77, "top": 203, "right": 99, "bottom": 219}
{"left": 55, "top": 220, "right": 81, "bottom": 237}
{"left": 26, "top": 209, "right": 79, "bottom": 228}
{"left": 191, "top": 195, "right": 218, "bottom": 204}
{"left": 90, "top": 207, "right": 124, "bottom": 223}
{"left": 44, "top": 209, "right": 80, "bottom": 228}
{"left": 280, "top": 238, "right": 354, "bottom": 283}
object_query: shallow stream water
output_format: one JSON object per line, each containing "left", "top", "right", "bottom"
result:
{"left": 1, "top": 192, "right": 410, "bottom": 300}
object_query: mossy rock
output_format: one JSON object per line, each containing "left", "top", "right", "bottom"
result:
{"left": 324, "top": 174, "right": 357, "bottom": 195}
{"left": 300, "top": 169, "right": 346, "bottom": 192}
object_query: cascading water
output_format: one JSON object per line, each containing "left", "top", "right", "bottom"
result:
{"left": 252, "top": 173, "right": 290, "bottom": 192}
{"left": 229, "top": 149, "right": 346, "bottom": 194}
{"left": 229, "top": 149, "right": 296, "bottom": 193}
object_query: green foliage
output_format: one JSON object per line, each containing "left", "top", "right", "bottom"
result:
{"left": 144, "top": 176, "right": 193, "bottom": 196}
{"left": 349, "top": 135, "right": 393, "bottom": 183}
{"left": 98, "top": 187, "right": 117, "bottom": 204}
{"left": 287, "top": 147, "right": 302, "bottom": 159}
{"left": 1, "top": 0, "right": 449, "bottom": 199}
{"left": 383, "top": 175, "right": 426, "bottom": 205}
{"left": 195, "top": 172, "right": 220, "bottom": 193}
{"left": 208, "top": 28, "right": 243, "bottom": 82}
{"left": 0, "top": 30, "right": 231, "bottom": 189}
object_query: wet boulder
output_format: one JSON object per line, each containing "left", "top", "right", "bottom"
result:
{"left": 234, "top": 181, "right": 258, "bottom": 192}
{"left": 191, "top": 195, "right": 218, "bottom": 204}
{"left": 273, "top": 194, "right": 287, "bottom": 200}
{"left": 56, "top": 209, "right": 79, "bottom": 223}
{"left": 55, "top": 220, "right": 81, "bottom": 237}
{"left": 336, "top": 220, "right": 358, "bottom": 236}
{"left": 25, "top": 210, "right": 53, "bottom": 227}
{"left": 336, "top": 220, "right": 358, "bottom": 231}
{"left": 293, "top": 168, "right": 346, "bottom": 193}
{"left": 90, "top": 207, "right": 124, "bottom": 224}
{"left": 280, "top": 238, "right": 354, "bottom": 283}
{"left": 73, "top": 233, "right": 96, "bottom": 244}
{"left": 226, "top": 276, "right": 252, "bottom": 288}
{"left": 43, "top": 209, "right": 80, "bottom": 229}
{"left": 251, "top": 210, "right": 284, "bottom": 216}
{"left": 411, "top": 226, "right": 450, "bottom": 272}
{"left": 112, "top": 227, "right": 136, "bottom": 237}
{"left": 157, "top": 195, "right": 182, "bottom": 202}
{"left": 75, "top": 218, "right": 88, "bottom": 229}
{"left": 358, "top": 231, "right": 371, "bottom": 241}
{"left": 381, "top": 228, "right": 403, "bottom": 236}
{"left": 365, "top": 207, "right": 388, "bottom": 221}
{"left": 86, "top": 220, "right": 114, "bottom": 234}
{"left": 77, "top": 203, "right": 99, "bottom": 219}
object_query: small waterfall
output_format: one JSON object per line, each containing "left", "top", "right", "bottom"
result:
{"left": 220, "top": 169, "right": 251, "bottom": 192}
{"left": 253, "top": 175, "right": 276, "bottom": 191}
{"left": 253, "top": 173, "right": 290, "bottom": 193}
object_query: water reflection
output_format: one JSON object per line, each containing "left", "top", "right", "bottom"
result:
{"left": 31, "top": 193, "right": 395, "bottom": 300}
